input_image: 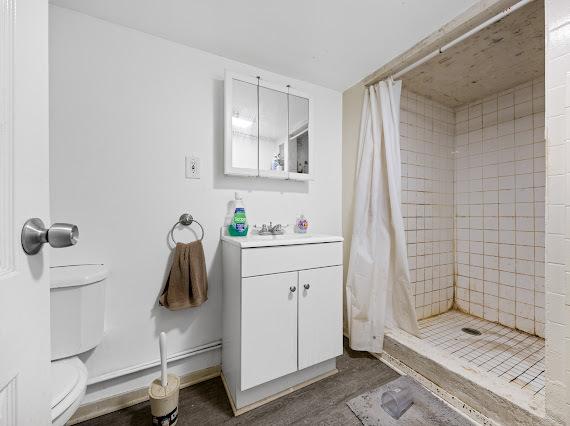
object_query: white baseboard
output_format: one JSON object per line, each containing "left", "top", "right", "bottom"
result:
{"left": 68, "top": 365, "right": 221, "bottom": 424}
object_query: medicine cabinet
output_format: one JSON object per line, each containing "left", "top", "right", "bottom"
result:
{"left": 224, "top": 71, "right": 314, "bottom": 180}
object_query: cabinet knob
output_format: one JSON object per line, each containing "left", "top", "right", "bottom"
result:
{"left": 289, "top": 286, "right": 296, "bottom": 292}
{"left": 304, "top": 284, "right": 310, "bottom": 290}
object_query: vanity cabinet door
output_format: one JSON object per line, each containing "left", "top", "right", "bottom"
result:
{"left": 241, "top": 271, "right": 298, "bottom": 390}
{"left": 298, "top": 266, "right": 343, "bottom": 370}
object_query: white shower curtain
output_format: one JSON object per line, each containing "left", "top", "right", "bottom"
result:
{"left": 346, "top": 78, "right": 419, "bottom": 353}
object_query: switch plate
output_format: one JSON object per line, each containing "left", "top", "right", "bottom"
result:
{"left": 186, "top": 156, "right": 200, "bottom": 179}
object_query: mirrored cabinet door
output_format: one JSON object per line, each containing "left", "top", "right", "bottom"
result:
{"left": 224, "top": 71, "right": 313, "bottom": 180}
{"left": 287, "top": 94, "right": 311, "bottom": 180}
{"left": 258, "top": 85, "right": 288, "bottom": 178}
{"left": 226, "top": 77, "right": 259, "bottom": 176}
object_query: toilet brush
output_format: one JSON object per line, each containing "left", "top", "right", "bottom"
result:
{"left": 160, "top": 332, "right": 168, "bottom": 387}
{"left": 149, "top": 332, "right": 180, "bottom": 426}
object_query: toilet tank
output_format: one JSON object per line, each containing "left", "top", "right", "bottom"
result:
{"left": 50, "top": 264, "right": 107, "bottom": 361}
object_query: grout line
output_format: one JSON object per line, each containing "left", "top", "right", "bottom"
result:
{"left": 497, "top": 343, "right": 543, "bottom": 378}
{"left": 510, "top": 357, "right": 544, "bottom": 384}
{"left": 454, "top": 324, "right": 509, "bottom": 358}
{"left": 473, "top": 331, "right": 529, "bottom": 367}
{"left": 418, "top": 310, "right": 545, "bottom": 393}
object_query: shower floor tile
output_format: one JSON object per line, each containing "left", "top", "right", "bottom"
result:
{"left": 418, "top": 310, "right": 545, "bottom": 395}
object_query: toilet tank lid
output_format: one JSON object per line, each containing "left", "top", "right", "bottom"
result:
{"left": 50, "top": 264, "right": 108, "bottom": 289}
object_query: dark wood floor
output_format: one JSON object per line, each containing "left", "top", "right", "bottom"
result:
{"left": 79, "top": 340, "right": 399, "bottom": 425}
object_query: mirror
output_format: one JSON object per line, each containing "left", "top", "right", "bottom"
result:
{"left": 231, "top": 79, "right": 258, "bottom": 171}
{"left": 225, "top": 72, "right": 312, "bottom": 180}
{"left": 287, "top": 94, "right": 310, "bottom": 176}
{"left": 259, "top": 85, "right": 288, "bottom": 176}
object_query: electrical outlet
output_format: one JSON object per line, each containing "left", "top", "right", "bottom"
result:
{"left": 185, "top": 156, "right": 200, "bottom": 179}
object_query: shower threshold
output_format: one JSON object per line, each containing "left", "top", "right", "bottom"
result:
{"left": 382, "top": 310, "right": 545, "bottom": 425}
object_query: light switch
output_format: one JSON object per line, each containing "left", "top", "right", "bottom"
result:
{"left": 186, "top": 156, "right": 200, "bottom": 179}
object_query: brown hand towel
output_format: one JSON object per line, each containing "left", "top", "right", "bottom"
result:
{"left": 159, "top": 240, "right": 208, "bottom": 310}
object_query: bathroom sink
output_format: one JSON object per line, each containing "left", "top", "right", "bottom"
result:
{"left": 220, "top": 232, "right": 343, "bottom": 248}
{"left": 249, "top": 233, "right": 313, "bottom": 240}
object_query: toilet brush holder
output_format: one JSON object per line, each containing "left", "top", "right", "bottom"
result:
{"left": 148, "top": 373, "right": 180, "bottom": 426}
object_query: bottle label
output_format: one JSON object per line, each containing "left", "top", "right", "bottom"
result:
{"left": 229, "top": 208, "right": 248, "bottom": 236}
{"left": 296, "top": 217, "right": 309, "bottom": 233}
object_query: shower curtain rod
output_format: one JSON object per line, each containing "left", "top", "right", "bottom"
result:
{"left": 368, "top": 0, "right": 535, "bottom": 85}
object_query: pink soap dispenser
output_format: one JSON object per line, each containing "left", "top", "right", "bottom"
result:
{"left": 295, "top": 214, "right": 309, "bottom": 233}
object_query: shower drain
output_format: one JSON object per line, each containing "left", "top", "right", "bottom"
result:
{"left": 461, "top": 327, "right": 482, "bottom": 336}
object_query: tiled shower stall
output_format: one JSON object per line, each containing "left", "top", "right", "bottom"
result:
{"left": 401, "top": 77, "right": 546, "bottom": 338}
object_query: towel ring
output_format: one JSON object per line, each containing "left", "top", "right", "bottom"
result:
{"left": 169, "top": 213, "right": 204, "bottom": 244}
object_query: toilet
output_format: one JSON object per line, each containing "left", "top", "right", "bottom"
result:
{"left": 49, "top": 264, "right": 107, "bottom": 426}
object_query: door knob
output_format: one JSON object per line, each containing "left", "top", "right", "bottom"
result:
{"left": 289, "top": 286, "right": 296, "bottom": 292}
{"left": 21, "top": 218, "right": 79, "bottom": 255}
{"left": 304, "top": 284, "right": 310, "bottom": 290}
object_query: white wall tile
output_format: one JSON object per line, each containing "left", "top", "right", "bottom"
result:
{"left": 544, "top": 3, "right": 570, "bottom": 422}
{"left": 454, "top": 79, "right": 545, "bottom": 335}
{"left": 401, "top": 91, "right": 455, "bottom": 320}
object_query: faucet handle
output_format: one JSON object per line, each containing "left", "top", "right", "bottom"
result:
{"left": 254, "top": 224, "right": 269, "bottom": 235}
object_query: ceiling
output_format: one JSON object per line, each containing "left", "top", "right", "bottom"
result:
{"left": 401, "top": 0, "right": 544, "bottom": 108}
{"left": 49, "top": 0, "right": 478, "bottom": 91}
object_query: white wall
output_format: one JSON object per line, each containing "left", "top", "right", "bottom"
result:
{"left": 49, "top": 6, "right": 342, "bottom": 403}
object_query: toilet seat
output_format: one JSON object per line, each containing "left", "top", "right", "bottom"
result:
{"left": 51, "top": 357, "right": 88, "bottom": 426}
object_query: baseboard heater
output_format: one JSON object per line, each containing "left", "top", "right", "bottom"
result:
{"left": 87, "top": 339, "right": 222, "bottom": 385}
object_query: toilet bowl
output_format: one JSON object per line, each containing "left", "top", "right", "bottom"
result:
{"left": 49, "top": 264, "right": 107, "bottom": 425}
{"left": 51, "top": 357, "right": 88, "bottom": 426}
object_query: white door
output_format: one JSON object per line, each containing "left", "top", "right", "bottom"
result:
{"left": 241, "top": 271, "right": 298, "bottom": 390}
{"left": 0, "top": 0, "right": 51, "bottom": 424}
{"left": 298, "top": 266, "right": 343, "bottom": 370}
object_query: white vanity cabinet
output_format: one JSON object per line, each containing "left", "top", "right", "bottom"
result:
{"left": 221, "top": 234, "right": 343, "bottom": 415}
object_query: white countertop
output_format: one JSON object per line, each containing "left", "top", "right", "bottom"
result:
{"left": 221, "top": 232, "right": 343, "bottom": 248}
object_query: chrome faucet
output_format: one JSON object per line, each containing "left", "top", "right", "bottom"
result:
{"left": 268, "top": 222, "right": 284, "bottom": 235}
{"left": 254, "top": 222, "right": 286, "bottom": 235}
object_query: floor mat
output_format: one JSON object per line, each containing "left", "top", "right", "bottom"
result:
{"left": 346, "top": 375, "right": 475, "bottom": 425}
